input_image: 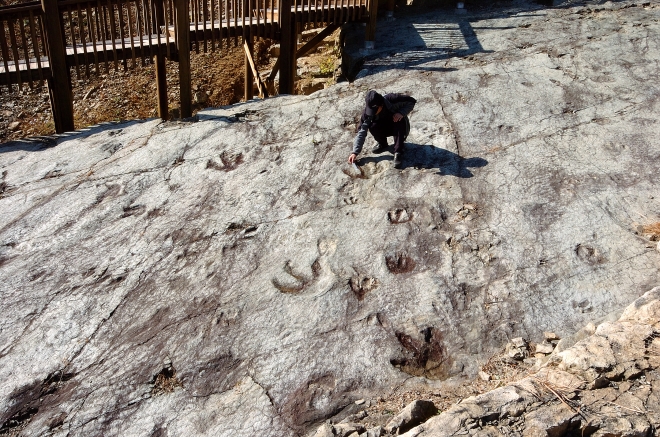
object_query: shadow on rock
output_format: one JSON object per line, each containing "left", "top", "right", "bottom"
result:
{"left": 358, "top": 143, "right": 488, "bottom": 177}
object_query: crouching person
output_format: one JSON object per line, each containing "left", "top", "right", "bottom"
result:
{"left": 348, "top": 90, "right": 416, "bottom": 169}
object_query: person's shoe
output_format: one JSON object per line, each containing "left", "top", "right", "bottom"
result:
{"left": 393, "top": 153, "right": 403, "bottom": 169}
{"left": 372, "top": 142, "right": 388, "bottom": 154}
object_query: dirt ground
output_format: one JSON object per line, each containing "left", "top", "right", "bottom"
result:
{"left": 0, "top": 28, "right": 340, "bottom": 144}
{"left": 357, "top": 350, "right": 536, "bottom": 429}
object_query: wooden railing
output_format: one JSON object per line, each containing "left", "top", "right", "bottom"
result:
{"left": 0, "top": 1, "right": 48, "bottom": 90}
{"left": 0, "top": 0, "right": 375, "bottom": 131}
{"left": 58, "top": 0, "right": 176, "bottom": 75}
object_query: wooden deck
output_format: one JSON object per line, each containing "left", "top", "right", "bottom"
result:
{"left": 0, "top": 0, "right": 369, "bottom": 87}
{"left": 0, "top": 0, "right": 377, "bottom": 131}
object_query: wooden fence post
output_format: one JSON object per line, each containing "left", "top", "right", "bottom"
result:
{"left": 41, "top": 0, "right": 74, "bottom": 133}
{"left": 365, "top": 0, "right": 378, "bottom": 49}
{"left": 386, "top": 0, "right": 395, "bottom": 19}
{"left": 278, "top": 0, "right": 295, "bottom": 94}
{"left": 175, "top": 0, "right": 192, "bottom": 118}
{"left": 154, "top": 0, "right": 169, "bottom": 119}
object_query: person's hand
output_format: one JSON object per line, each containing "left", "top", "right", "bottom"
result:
{"left": 393, "top": 113, "right": 403, "bottom": 122}
{"left": 348, "top": 153, "right": 357, "bottom": 164}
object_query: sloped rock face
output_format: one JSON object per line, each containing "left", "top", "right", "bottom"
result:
{"left": 398, "top": 288, "right": 660, "bottom": 437}
{"left": 1, "top": 0, "right": 660, "bottom": 436}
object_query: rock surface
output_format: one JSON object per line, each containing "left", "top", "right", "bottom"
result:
{"left": 397, "top": 288, "right": 660, "bottom": 437}
{"left": 385, "top": 400, "right": 438, "bottom": 435}
{"left": 2, "top": 0, "right": 660, "bottom": 436}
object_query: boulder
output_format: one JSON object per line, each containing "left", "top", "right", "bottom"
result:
{"left": 522, "top": 404, "right": 579, "bottom": 437}
{"left": 385, "top": 400, "right": 438, "bottom": 435}
{"left": 534, "top": 342, "right": 554, "bottom": 355}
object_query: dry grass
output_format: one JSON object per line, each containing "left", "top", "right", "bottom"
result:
{"left": 151, "top": 367, "right": 182, "bottom": 396}
{"left": 362, "top": 350, "right": 536, "bottom": 429}
{"left": 479, "top": 351, "right": 534, "bottom": 389}
{"left": 641, "top": 222, "right": 660, "bottom": 240}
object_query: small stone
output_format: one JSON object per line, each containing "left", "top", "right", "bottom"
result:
{"left": 544, "top": 332, "right": 560, "bottom": 341}
{"left": 355, "top": 398, "right": 365, "bottom": 405}
{"left": 194, "top": 91, "right": 208, "bottom": 104}
{"left": 506, "top": 338, "right": 529, "bottom": 360}
{"left": 8, "top": 121, "right": 20, "bottom": 131}
{"left": 479, "top": 371, "right": 491, "bottom": 381}
{"left": 385, "top": 400, "right": 438, "bottom": 435}
{"left": 535, "top": 342, "right": 555, "bottom": 354}
{"left": 312, "top": 423, "right": 335, "bottom": 437}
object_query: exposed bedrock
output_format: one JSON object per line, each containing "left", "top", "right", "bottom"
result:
{"left": 1, "top": 0, "right": 660, "bottom": 435}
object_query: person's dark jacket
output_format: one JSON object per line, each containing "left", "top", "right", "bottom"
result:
{"left": 352, "top": 93, "right": 416, "bottom": 155}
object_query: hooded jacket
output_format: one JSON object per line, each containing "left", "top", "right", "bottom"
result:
{"left": 352, "top": 93, "right": 416, "bottom": 155}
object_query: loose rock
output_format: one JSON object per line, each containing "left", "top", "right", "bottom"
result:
{"left": 385, "top": 400, "right": 438, "bottom": 435}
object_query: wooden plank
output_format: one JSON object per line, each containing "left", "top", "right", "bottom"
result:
{"left": 365, "top": 0, "right": 376, "bottom": 41}
{"left": 232, "top": 0, "right": 237, "bottom": 46}
{"left": 116, "top": 0, "right": 128, "bottom": 69}
{"left": 192, "top": 0, "right": 199, "bottom": 53}
{"left": 126, "top": 0, "right": 137, "bottom": 68}
{"left": 296, "top": 21, "right": 334, "bottom": 56}
{"left": 7, "top": 17, "right": 22, "bottom": 89}
{"left": 202, "top": 0, "right": 207, "bottom": 51}
{"left": 76, "top": 3, "right": 90, "bottom": 76}
{"left": 106, "top": 0, "right": 119, "bottom": 69}
{"left": 241, "top": 0, "right": 245, "bottom": 48}
{"left": 155, "top": 48, "right": 167, "bottom": 118}
{"left": 154, "top": 0, "right": 165, "bottom": 56}
{"left": 278, "top": 0, "right": 293, "bottom": 94}
{"left": 0, "top": 2, "right": 43, "bottom": 17}
{"left": 175, "top": 0, "right": 191, "bottom": 117}
{"left": 222, "top": 0, "right": 227, "bottom": 49}
{"left": 209, "top": 0, "right": 215, "bottom": 50}
{"left": 66, "top": 6, "right": 81, "bottom": 79}
{"left": 142, "top": 0, "right": 152, "bottom": 60}
{"left": 172, "top": 0, "right": 178, "bottom": 58}
{"left": 18, "top": 11, "right": 34, "bottom": 86}
{"left": 305, "top": 0, "right": 310, "bottom": 28}
{"left": 99, "top": 0, "right": 110, "bottom": 71}
{"left": 41, "top": 0, "right": 74, "bottom": 133}
{"left": 257, "top": 0, "right": 261, "bottom": 40}
{"left": 243, "top": 29, "right": 252, "bottom": 100}
{"left": 271, "top": 0, "right": 275, "bottom": 39}
{"left": 84, "top": 3, "right": 99, "bottom": 73}
{"left": 28, "top": 10, "right": 44, "bottom": 84}
{"left": 63, "top": 33, "right": 174, "bottom": 67}
{"left": 134, "top": 0, "right": 145, "bottom": 65}
{"left": 224, "top": 0, "right": 228, "bottom": 48}
{"left": 0, "top": 64, "right": 51, "bottom": 87}
{"left": 268, "top": 21, "right": 333, "bottom": 83}
{"left": 164, "top": 0, "right": 171, "bottom": 58}
{"left": 1, "top": 22, "right": 12, "bottom": 90}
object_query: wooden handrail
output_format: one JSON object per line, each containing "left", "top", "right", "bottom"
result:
{"left": 1, "top": 0, "right": 376, "bottom": 129}
{"left": 0, "top": 2, "right": 42, "bottom": 17}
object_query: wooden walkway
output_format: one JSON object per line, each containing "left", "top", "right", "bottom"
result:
{"left": 0, "top": 0, "right": 377, "bottom": 132}
{"left": 0, "top": 0, "right": 373, "bottom": 86}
